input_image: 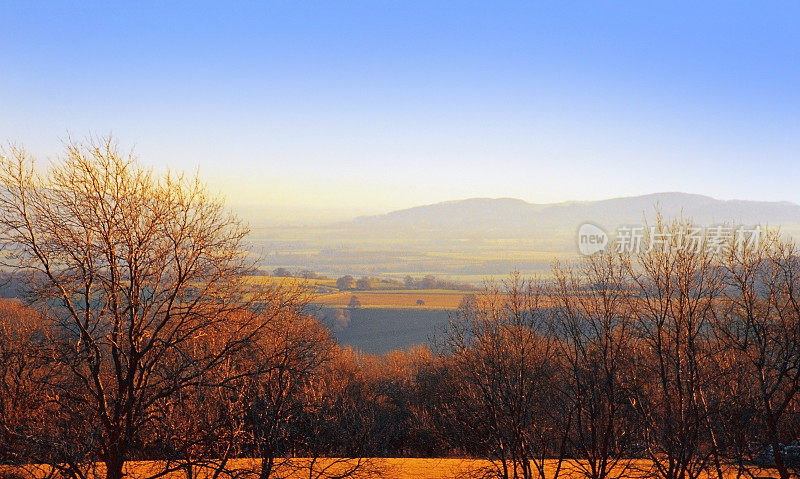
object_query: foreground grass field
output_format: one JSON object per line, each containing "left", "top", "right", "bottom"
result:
{"left": 4, "top": 459, "right": 774, "bottom": 479}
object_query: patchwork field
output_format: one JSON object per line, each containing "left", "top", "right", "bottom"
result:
{"left": 243, "top": 276, "right": 469, "bottom": 352}
{"left": 244, "top": 276, "right": 473, "bottom": 307}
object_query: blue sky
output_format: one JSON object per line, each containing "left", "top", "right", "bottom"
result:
{"left": 2, "top": 1, "right": 799, "bottom": 220}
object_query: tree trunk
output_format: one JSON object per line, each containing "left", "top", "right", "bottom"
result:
{"left": 766, "top": 409, "right": 790, "bottom": 479}
{"left": 104, "top": 452, "right": 125, "bottom": 479}
{"left": 260, "top": 454, "right": 275, "bottom": 479}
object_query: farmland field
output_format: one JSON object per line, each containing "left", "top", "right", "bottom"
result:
{"left": 312, "top": 290, "right": 468, "bottom": 310}
{"left": 244, "top": 276, "right": 474, "bottom": 306}
{"left": 313, "top": 306, "right": 451, "bottom": 353}
{"left": 243, "top": 276, "right": 337, "bottom": 290}
{"left": 245, "top": 276, "right": 471, "bottom": 352}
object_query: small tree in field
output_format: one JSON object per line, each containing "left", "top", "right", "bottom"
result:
{"left": 348, "top": 295, "right": 362, "bottom": 309}
{"left": 0, "top": 138, "right": 289, "bottom": 479}
{"left": 337, "top": 275, "right": 355, "bottom": 291}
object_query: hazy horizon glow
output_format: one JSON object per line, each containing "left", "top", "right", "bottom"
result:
{"left": 2, "top": 1, "right": 800, "bottom": 221}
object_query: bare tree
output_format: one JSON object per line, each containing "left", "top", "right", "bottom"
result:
{"left": 552, "top": 253, "right": 636, "bottom": 479}
{"left": 289, "top": 346, "right": 387, "bottom": 479}
{"left": 716, "top": 229, "right": 800, "bottom": 479}
{"left": 0, "top": 138, "right": 283, "bottom": 479}
{"left": 439, "top": 274, "right": 569, "bottom": 479}
{"left": 625, "top": 218, "right": 723, "bottom": 479}
{"left": 142, "top": 310, "right": 259, "bottom": 479}
{"left": 0, "top": 299, "right": 61, "bottom": 473}
{"left": 240, "top": 311, "right": 333, "bottom": 479}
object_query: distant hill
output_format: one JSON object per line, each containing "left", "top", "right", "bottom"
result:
{"left": 248, "top": 193, "right": 800, "bottom": 280}
{"left": 346, "top": 193, "right": 800, "bottom": 238}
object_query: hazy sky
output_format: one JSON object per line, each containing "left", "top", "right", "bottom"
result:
{"left": 2, "top": 1, "right": 799, "bottom": 221}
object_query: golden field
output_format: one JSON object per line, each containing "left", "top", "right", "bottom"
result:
{"left": 242, "top": 276, "right": 337, "bottom": 289}
{"left": 313, "top": 290, "right": 469, "bottom": 310}
{"left": 243, "top": 276, "right": 623, "bottom": 311}
{"left": 3, "top": 459, "right": 773, "bottom": 479}
{"left": 243, "top": 276, "right": 472, "bottom": 310}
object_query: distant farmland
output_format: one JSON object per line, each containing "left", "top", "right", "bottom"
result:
{"left": 312, "top": 306, "right": 451, "bottom": 353}
{"left": 241, "top": 277, "right": 465, "bottom": 352}
{"left": 313, "top": 290, "right": 468, "bottom": 309}
{"left": 311, "top": 288, "right": 468, "bottom": 353}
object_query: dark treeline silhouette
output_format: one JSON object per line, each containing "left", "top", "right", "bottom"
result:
{"left": 2, "top": 139, "right": 800, "bottom": 479}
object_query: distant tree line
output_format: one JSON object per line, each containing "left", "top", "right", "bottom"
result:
{"left": 263, "top": 267, "right": 328, "bottom": 280}
{"left": 334, "top": 274, "right": 477, "bottom": 292}
{"left": 402, "top": 274, "right": 476, "bottom": 291}
{"left": 3, "top": 139, "right": 800, "bottom": 479}
{"left": 257, "top": 270, "right": 478, "bottom": 292}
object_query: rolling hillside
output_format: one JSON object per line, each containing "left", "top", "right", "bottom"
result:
{"left": 251, "top": 192, "right": 800, "bottom": 281}
{"left": 346, "top": 192, "right": 800, "bottom": 237}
